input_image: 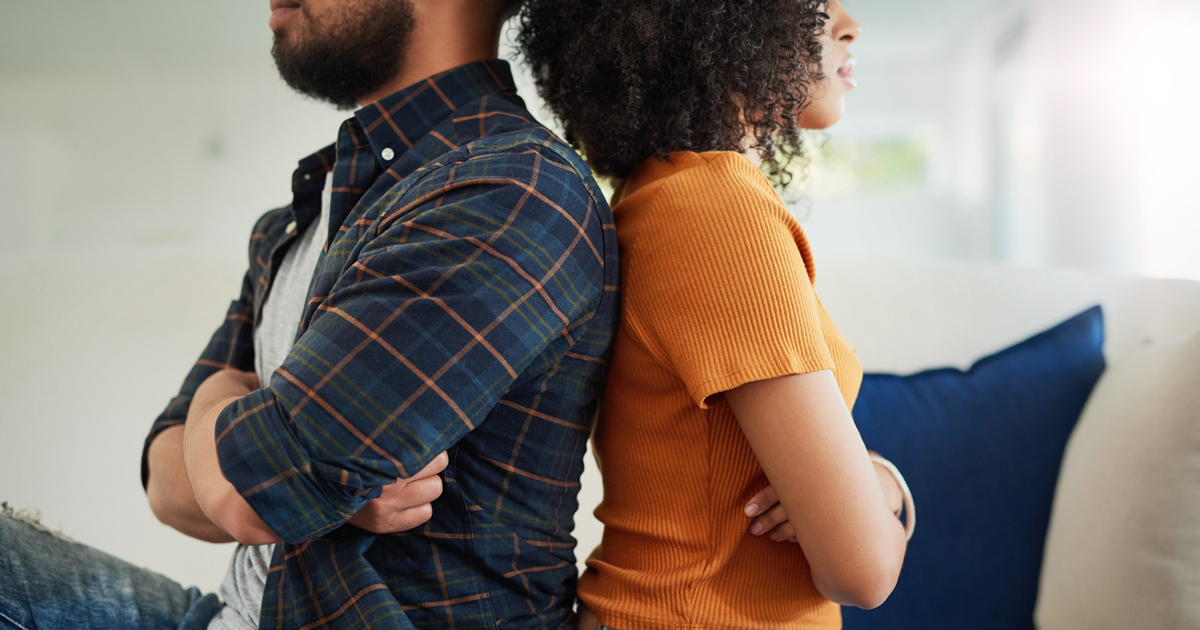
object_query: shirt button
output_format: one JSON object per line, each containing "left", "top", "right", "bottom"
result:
{"left": 303, "top": 173, "right": 312, "bottom": 181}
{"left": 381, "top": 148, "right": 395, "bottom": 161}
{"left": 285, "top": 221, "right": 297, "bottom": 234}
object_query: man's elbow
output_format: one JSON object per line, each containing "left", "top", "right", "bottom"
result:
{"left": 146, "top": 484, "right": 237, "bottom": 544}
{"left": 146, "top": 477, "right": 186, "bottom": 531}
{"left": 198, "top": 486, "right": 282, "bottom": 546}
{"left": 146, "top": 484, "right": 172, "bottom": 527}
{"left": 220, "top": 518, "right": 281, "bottom": 546}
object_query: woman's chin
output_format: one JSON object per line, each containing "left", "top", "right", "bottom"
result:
{"left": 800, "top": 99, "right": 846, "bottom": 131}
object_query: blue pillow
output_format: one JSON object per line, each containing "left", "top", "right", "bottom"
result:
{"left": 842, "top": 306, "right": 1106, "bottom": 630}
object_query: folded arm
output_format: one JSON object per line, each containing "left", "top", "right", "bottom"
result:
{"left": 145, "top": 212, "right": 452, "bottom": 543}
{"left": 174, "top": 365, "right": 452, "bottom": 545}
{"left": 205, "top": 155, "right": 604, "bottom": 544}
{"left": 145, "top": 425, "right": 236, "bottom": 543}
{"left": 746, "top": 453, "right": 904, "bottom": 542}
{"left": 726, "top": 370, "right": 907, "bottom": 610}
{"left": 182, "top": 369, "right": 280, "bottom": 545}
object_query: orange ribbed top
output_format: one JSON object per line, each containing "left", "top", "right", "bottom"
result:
{"left": 579, "top": 152, "right": 863, "bottom": 630}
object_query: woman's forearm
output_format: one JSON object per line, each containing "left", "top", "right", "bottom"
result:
{"left": 726, "top": 370, "right": 906, "bottom": 610}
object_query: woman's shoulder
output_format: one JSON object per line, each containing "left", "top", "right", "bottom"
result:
{"left": 615, "top": 151, "right": 790, "bottom": 233}
{"left": 613, "top": 151, "right": 814, "bottom": 297}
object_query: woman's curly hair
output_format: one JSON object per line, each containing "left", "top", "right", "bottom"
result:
{"left": 516, "top": 0, "right": 829, "bottom": 185}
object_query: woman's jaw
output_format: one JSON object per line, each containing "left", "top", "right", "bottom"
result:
{"left": 798, "top": 0, "right": 861, "bottom": 130}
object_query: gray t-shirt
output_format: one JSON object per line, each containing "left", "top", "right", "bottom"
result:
{"left": 208, "top": 175, "right": 332, "bottom": 630}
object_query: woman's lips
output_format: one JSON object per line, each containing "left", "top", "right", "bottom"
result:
{"left": 837, "top": 58, "right": 857, "bottom": 88}
{"left": 269, "top": 0, "right": 301, "bottom": 30}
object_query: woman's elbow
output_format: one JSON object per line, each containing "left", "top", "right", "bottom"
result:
{"left": 815, "top": 544, "right": 905, "bottom": 610}
{"left": 819, "top": 564, "right": 901, "bottom": 610}
{"left": 844, "top": 573, "right": 899, "bottom": 610}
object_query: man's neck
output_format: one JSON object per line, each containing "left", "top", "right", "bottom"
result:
{"left": 358, "top": 2, "right": 503, "bottom": 108}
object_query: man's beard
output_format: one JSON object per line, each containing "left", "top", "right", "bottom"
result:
{"left": 272, "top": 0, "right": 416, "bottom": 110}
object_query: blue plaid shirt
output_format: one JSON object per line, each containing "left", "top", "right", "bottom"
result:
{"left": 141, "top": 60, "right": 618, "bottom": 630}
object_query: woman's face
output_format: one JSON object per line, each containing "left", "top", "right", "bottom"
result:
{"left": 798, "top": 0, "right": 862, "bottom": 130}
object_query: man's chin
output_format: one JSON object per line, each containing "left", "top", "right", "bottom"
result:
{"left": 272, "top": 16, "right": 318, "bottom": 53}
{"left": 271, "top": 27, "right": 298, "bottom": 49}
{"left": 270, "top": 0, "right": 414, "bottom": 111}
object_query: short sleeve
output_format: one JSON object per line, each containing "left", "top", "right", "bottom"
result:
{"left": 621, "top": 154, "right": 835, "bottom": 408}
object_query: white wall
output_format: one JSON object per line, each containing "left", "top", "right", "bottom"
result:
{"left": 802, "top": 0, "right": 1200, "bottom": 280}
{"left": 0, "top": 68, "right": 345, "bottom": 258}
{"left": 0, "top": 249, "right": 247, "bottom": 591}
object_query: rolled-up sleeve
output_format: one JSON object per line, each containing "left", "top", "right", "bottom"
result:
{"left": 214, "top": 150, "right": 604, "bottom": 543}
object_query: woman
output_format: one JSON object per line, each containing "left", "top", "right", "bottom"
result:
{"left": 519, "top": 1, "right": 911, "bottom": 629}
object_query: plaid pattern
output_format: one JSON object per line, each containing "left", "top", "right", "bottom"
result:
{"left": 141, "top": 61, "right": 618, "bottom": 630}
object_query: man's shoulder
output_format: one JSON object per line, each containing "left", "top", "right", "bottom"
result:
{"left": 399, "top": 115, "right": 610, "bottom": 230}
{"left": 433, "top": 96, "right": 605, "bottom": 208}
{"left": 461, "top": 115, "right": 592, "bottom": 181}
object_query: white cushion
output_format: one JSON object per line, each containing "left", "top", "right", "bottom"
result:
{"left": 815, "top": 260, "right": 1200, "bottom": 373}
{"left": 1035, "top": 331, "right": 1200, "bottom": 628}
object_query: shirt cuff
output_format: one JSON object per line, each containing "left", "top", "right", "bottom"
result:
{"left": 213, "top": 387, "right": 374, "bottom": 543}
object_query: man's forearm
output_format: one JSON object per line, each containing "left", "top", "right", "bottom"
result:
{"left": 183, "top": 370, "right": 281, "bottom": 546}
{"left": 146, "top": 425, "right": 236, "bottom": 543}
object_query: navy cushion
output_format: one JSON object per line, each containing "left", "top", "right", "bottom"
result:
{"left": 841, "top": 306, "right": 1106, "bottom": 630}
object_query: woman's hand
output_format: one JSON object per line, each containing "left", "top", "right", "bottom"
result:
{"left": 746, "top": 455, "right": 904, "bottom": 545}
{"left": 868, "top": 451, "right": 905, "bottom": 517}
{"left": 745, "top": 485, "right": 798, "bottom": 543}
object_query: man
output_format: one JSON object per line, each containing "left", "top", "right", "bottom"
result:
{"left": 0, "top": 0, "right": 617, "bottom": 628}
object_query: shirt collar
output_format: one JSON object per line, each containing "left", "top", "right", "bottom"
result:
{"left": 286, "top": 143, "right": 337, "bottom": 229}
{"left": 352, "top": 59, "right": 519, "bottom": 169}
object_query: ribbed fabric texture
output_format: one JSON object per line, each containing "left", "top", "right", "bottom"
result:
{"left": 579, "top": 152, "right": 863, "bottom": 630}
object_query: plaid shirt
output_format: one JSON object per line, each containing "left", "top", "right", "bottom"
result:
{"left": 140, "top": 60, "right": 618, "bottom": 630}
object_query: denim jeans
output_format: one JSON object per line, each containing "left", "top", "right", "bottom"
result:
{"left": 0, "top": 511, "right": 222, "bottom": 630}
